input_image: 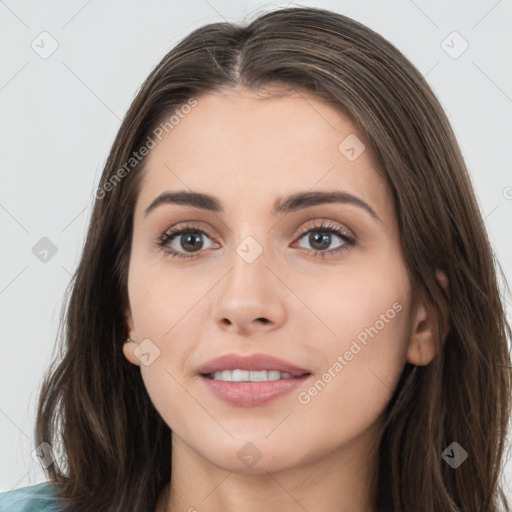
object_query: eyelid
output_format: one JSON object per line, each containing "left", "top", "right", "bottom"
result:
{"left": 158, "top": 218, "right": 355, "bottom": 244}
{"left": 293, "top": 218, "right": 355, "bottom": 241}
{"left": 158, "top": 220, "right": 219, "bottom": 241}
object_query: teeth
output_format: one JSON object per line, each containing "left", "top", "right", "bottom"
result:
{"left": 210, "top": 369, "right": 296, "bottom": 382}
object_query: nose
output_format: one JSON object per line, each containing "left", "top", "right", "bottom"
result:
{"left": 211, "top": 245, "right": 287, "bottom": 336}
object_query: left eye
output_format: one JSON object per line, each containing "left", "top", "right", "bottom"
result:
{"left": 294, "top": 227, "right": 353, "bottom": 254}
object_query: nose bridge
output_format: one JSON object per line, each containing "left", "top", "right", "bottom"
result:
{"left": 211, "top": 224, "right": 286, "bottom": 331}
{"left": 226, "top": 210, "right": 270, "bottom": 268}
{"left": 222, "top": 230, "right": 271, "bottom": 301}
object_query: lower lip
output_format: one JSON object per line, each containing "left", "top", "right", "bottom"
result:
{"left": 199, "top": 374, "right": 312, "bottom": 407}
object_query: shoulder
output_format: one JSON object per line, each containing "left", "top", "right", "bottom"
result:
{"left": 0, "top": 482, "right": 62, "bottom": 511}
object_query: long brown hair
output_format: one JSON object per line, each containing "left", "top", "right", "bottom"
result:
{"left": 35, "top": 6, "right": 511, "bottom": 511}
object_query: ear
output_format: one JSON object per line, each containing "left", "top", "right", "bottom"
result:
{"left": 122, "top": 305, "right": 140, "bottom": 366}
{"left": 406, "top": 270, "right": 449, "bottom": 366}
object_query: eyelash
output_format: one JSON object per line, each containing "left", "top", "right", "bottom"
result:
{"left": 155, "top": 221, "right": 356, "bottom": 260}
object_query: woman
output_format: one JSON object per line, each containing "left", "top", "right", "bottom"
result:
{"left": 1, "top": 5, "right": 510, "bottom": 511}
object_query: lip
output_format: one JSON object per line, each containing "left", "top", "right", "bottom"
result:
{"left": 197, "top": 353, "right": 312, "bottom": 408}
{"left": 197, "top": 353, "right": 311, "bottom": 377}
{"left": 200, "top": 374, "right": 312, "bottom": 407}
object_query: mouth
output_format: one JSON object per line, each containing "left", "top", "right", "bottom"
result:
{"left": 196, "top": 353, "right": 313, "bottom": 407}
{"left": 201, "top": 369, "right": 311, "bottom": 382}
{"left": 196, "top": 353, "right": 312, "bottom": 407}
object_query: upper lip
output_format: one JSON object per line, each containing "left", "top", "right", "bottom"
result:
{"left": 197, "top": 353, "right": 311, "bottom": 377}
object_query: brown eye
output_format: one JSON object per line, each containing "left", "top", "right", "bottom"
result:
{"left": 293, "top": 221, "right": 355, "bottom": 258}
{"left": 155, "top": 225, "right": 217, "bottom": 259}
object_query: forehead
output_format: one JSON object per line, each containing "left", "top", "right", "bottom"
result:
{"left": 134, "top": 87, "right": 390, "bottom": 220}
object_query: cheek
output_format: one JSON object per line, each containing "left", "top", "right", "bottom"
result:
{"left": 126, "top": 256, "right": 220, "bottom": 405}
{"left": 309, "top": 300, "right": 410, "bottom": 408}
{"left": 291, "top": 263, "right": 411, "bottom": 431}
{"left": 290, "top": 309, "right": 410, "bottom": 460}
{"left": 297, "top": 256, "right": 410, "bottom": 362}
{"left": 127, "top": 254, "right": 210, "bottom": 340}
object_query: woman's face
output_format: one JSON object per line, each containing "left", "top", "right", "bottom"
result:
{"left": 123, "top": 86, "right": 435, "bottom": 475}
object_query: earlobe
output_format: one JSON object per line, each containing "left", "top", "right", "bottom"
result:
{"left": 122, "top": 340, "right": 141, "bottom": 366}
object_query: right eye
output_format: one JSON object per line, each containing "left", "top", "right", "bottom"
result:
{"left": 155, "top": 224, "right": 218, "bottom": 259}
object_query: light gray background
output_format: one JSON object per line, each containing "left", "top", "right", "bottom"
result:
{"left": 1, "top": 0, "right": 511, "bottom": 502}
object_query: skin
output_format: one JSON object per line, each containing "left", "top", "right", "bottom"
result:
{"left": 123, "top": 85, "right": 446, "bottom": 512}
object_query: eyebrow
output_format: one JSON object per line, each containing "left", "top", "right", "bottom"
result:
{"left": 143, "top": 190, "right": 379, "bottom": 221}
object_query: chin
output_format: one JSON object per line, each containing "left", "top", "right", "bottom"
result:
{"left": 195, "top": 437, "right": 302, "bottom": 475}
